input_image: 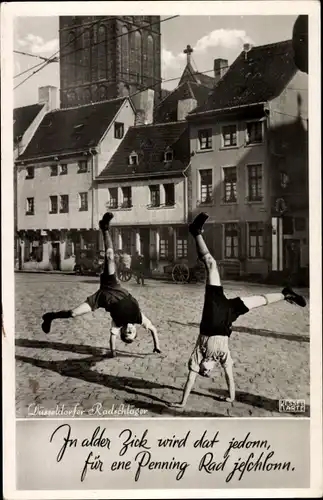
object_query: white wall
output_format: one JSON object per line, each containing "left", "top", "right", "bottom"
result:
{"left": 96, "top": 100, "right": 135, "bottom": 176}
{"left": 97, "top": 177, "right": 186, "bottom": 225}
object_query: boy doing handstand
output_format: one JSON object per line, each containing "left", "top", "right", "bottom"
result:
{"left": 171, "top": 212, "right": 306, "bottom": 408}
{"left": 41, "top": 213, "right": 161, "bottom": 357}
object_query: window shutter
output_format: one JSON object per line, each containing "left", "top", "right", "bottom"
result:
{"left": 238, "top": 221, "right": 246, "bottom": 260}
{"left": 263, "top": 223, "right": 271, "bottom": 261}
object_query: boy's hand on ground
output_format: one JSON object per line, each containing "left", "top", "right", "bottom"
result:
{"left": 153, "top": 347, "right": 162, "bottom": 354}
{"left": 168, "top": 402, "right": 186, "bottom": 409}
{"left": 108, "top": 351, "right": 117, "bottom": 358}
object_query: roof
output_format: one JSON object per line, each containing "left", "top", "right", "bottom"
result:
{"left": 154, "top": 81, "right": 211, "bottom": 123}
{"left": 179, "top": 62, "right": 215, "bottom": 89}
{"left": 98, "top": 121, "right": 190, "bottom": 180}
{"left": 18, "top": 97, "right": 128, "bottom": 161}
{"left": 192, "top": 40, "right": 298, "bottom": 115}
{"left": 14, "top": 103, "right": 44, "bottom": 143}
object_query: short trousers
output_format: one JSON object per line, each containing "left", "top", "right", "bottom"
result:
{"left": 200, "top": 285, "right": 249, "bottom": 336}
{"left": 188, "top": 334, "right": 233, "bottom": 374}
{"left": 86, "top": 273, "right": 121, "bottom": 311}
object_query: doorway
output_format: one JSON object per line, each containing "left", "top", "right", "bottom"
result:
{"left": 284, "top": 239, "right": 301, "bottom": 275}
{"left": 51, "top": 242, "right": 61, "bottom": 270}
{"left": 140, "top": 228, "right": 150, "bottom": 269}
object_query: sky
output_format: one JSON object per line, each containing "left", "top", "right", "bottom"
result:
{"left": 13, "top": 15, "right": 298, "bottom": 108}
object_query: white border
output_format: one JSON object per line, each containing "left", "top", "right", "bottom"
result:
{"left": 2, "top": 1, "right": 322, "bottom": 499}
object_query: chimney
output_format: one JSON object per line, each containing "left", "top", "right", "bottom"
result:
{"left": 38, "top": 86, "right": 59, "bottom": 111}
{"left": 177, "top": 98, "right": 197, "bottom": 121}
{"left": 132, "top": 88, "right": 155, "bottom": 125}
{"left": 213, "top": 59, "right": 228, "bottom": 84}
{"left": 135, "top": 110, "right": 145, "bottom": 126}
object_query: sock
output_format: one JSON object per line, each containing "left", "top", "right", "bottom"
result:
{"left": 42, "top": 310, "right": 72, "bottom": 334}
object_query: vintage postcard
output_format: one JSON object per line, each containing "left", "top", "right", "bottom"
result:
{"left": 1, "top": 1, "right": 322, "bottom": 498}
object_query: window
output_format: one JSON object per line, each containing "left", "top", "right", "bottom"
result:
{"left": 60, "top": 195, "right": 69, "bottom": 213}
{"left": 98, "top": 25, "right": 107, "bottom": 80}
{"left": 176, "top": 229, "right": 188, "bottom": 258}
{"left": 121, "top": 26, "right": 130, "bottom": 79}
{"left": 199, "top": 169, "right": 213, "bottom": 204}
{"left": 26, "top": 166, "right": 34, "bottom": 179}
{"left": 150, "top": 185, "right": 160, "bottom": 207}
{"left": 121, "top": 186, "right": 132, "bottom": 208}
{"left": 164, "top": 149, "right": 173, "bottom": 162}
{"left": 79, "top": 192, "right": 88, "bottom": 211}
{"left": 26, "top": 197, "right": 34, "bottom": 215}
{"left": 59, "top": 164, "right": 68, "bottom": 175}
{"left": 114, "top": 122, "right": 124, "bottom": 139}
{"left": 129, "top": 152, "right": 138, "bottom": 165}
{"left": 159, "top": 239, "right": 168, "bottom": 259}
{"left": 50, "top": 164, "right": 58, "bottom": 176}
{"left": 222, "top": 124, "right": 237, "bottom": 147}
{"left": 198, "top": 129, "right": 212, "bottom": 150}
{"left": 247, "top": 164, "right": 263, "bottom": 201}
{"left": 83, "top": 28, "right": 91, "bottom": 82}
{"left": 49, "top": 195, "right": 58, "bottom": 214}
{"left": 248, "top": 222, "right": 264, "bottom": 258}
{"left": 164, "top": 183, "right": 175, "bottom": 206}
{"left": 225, "top": 223, "right": 239, "bottom": 259}
{"left": 108, "top": 188, "right": 118, "bottom": 209}
{"left": 78, "top": 160, "right": 88, "bottom": 173}
{"left": 223, "top": 167, "right": 237, "bottom": 203}
{"left": 246, "top": 121, "right": 263, "bottom": 144}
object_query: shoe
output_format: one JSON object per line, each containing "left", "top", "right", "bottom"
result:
{"left": 42, "top": 313, "right": 53, "bottom": 333}
{"left": 189, "top": 212, "right": 209, "bottom": 236}
{"left": 282, "top": 287, "right": 306, "bottom": 307}
{"left": 99, "top": 212, "right": 114, "bottom": 230}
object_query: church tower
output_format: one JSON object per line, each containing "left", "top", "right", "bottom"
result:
{"left": 59, "top": 16, "right": 161, "bottom": 108}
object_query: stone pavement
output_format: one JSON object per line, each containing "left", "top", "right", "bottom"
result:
{"left": 15, "top": 273, "right": 310, "bottom": 418}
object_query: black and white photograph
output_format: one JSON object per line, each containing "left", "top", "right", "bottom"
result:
{"left": 2, "top": 1, "right": 322, "bottom": 497}
{"left": 13, "top": 10, "right": 311, "bottom": 418}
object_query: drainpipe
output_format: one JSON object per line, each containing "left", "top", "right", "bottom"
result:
{"left": 88, "top": 149, "right": 96, "bottom": 230}
{"left": 182, "top": 163, "right": 190, "bottom": 223}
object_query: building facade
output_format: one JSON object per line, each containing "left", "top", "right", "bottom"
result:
{"left": 188, "top": 40, "right": 308, "bottom": 283}
{"left": 96, "top": 121, "right": 191, "bottom": 273}
{"left": 15, "top": 97, "right": 136, "bottom": 271}
{"left": 59, "top": 16, "right": 161, "bottom": 108}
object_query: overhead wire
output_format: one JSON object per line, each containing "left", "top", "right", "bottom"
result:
{"left": 14, "top": 15, "right": 179, "bottom": 89}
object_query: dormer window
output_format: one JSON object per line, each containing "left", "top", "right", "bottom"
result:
{"left": 129, "top": 152, "right": 138, "bottom": 165}
{"left": 164, "top": 148, "right": 173, "bottom": 162}
{"left": 26, "top": 166, "right": 35, "bottom": 179}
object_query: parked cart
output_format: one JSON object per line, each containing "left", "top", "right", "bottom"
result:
{"left": 164, "top": 258, "right": 206, "bottom": 284}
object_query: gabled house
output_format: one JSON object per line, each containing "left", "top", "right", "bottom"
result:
{"left": 154, "top": 44, "right": 219, "bottom": 124}
{"left": 14, "top": 86, "right": 59, "bottom": 268}
{"left": 187, "top": 40, "right": 308, "bottom": 283}
{"left": 15, "top": 96, "right": 136, "bottom": 271}
{"left": 154, "top": 80, "right": 211, "bottom": 124}
{"left": 96, "top": 121, "right": 191, "bottom": 272}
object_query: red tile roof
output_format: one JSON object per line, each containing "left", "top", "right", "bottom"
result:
{"left": 191, "top": 40, "right": 298, "bottom": 116}
{"left": 18, "top": 97, "right": 128, "bottom": 161}
{"left": 98, "top": 121, "right": 190, "bottom": 180}
{"left": 14, "top": 103, "right": 44, "bottom": 144}
{"left": 154, "top": 81, "right": 211, "bottom": 123}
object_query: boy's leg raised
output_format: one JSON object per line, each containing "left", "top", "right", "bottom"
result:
{"left": 100, "top": 212, "right": 115, "bottom": 276}
{"left": 189, "top": 212, "right": 221, "bottom": 287}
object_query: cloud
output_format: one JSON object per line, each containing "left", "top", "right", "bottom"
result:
{"left": 161, "top": 48, "right": 185, "bottom": 72}
{"left": 17, "top": 33, "right": 59, "bottom": 54}
{"left": 193, "top": 29, "right": 254, "bottom": 52}
{"left": 162, "top": 29, "right": 254, "bottom": 74}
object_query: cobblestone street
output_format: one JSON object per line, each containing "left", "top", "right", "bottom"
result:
{"left": 15, "top": 273, "right": 310, "bottom": 418}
